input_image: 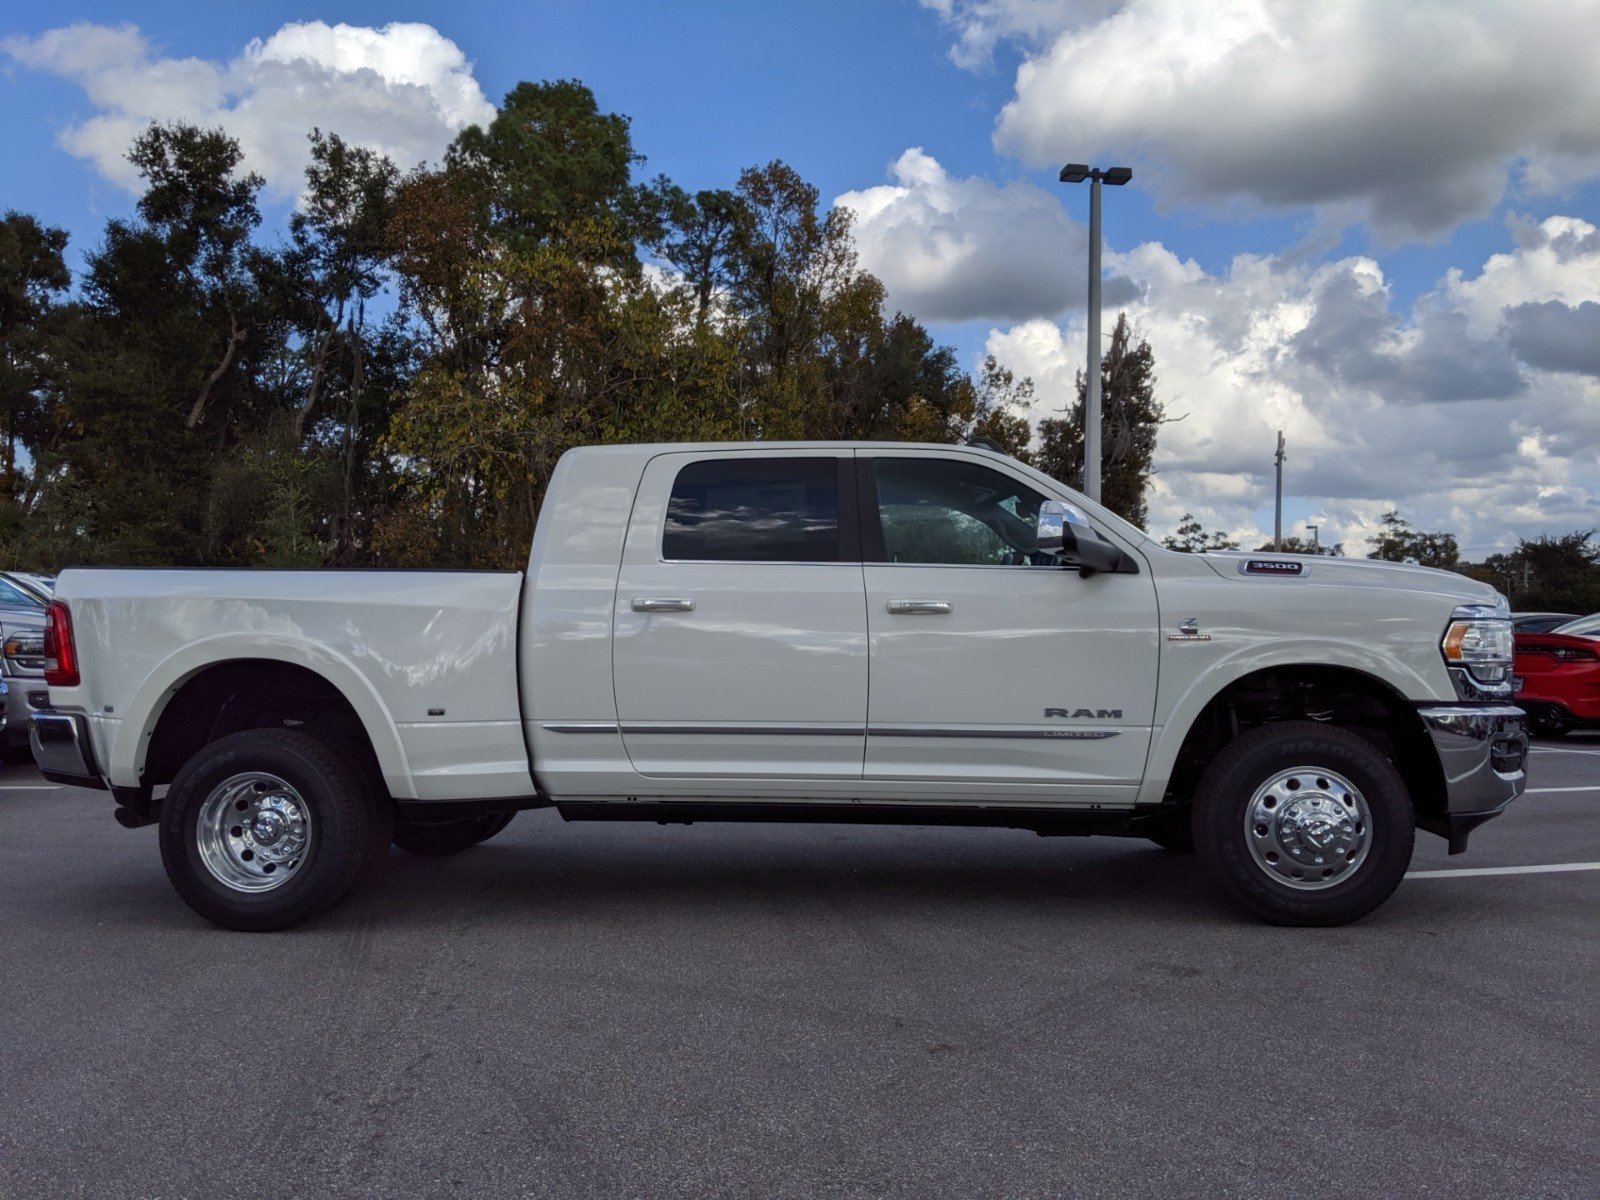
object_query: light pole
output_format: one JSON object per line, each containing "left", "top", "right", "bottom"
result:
{"left": 1059, "top": 163, "right": 1132, "bottom": 504}
{"left": 1273, "top": 431, "right": 1286, "bottom": 551}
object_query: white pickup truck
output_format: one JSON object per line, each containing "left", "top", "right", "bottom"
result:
{"left": 34, "top": 442, "right": 1528, "bottom": 930}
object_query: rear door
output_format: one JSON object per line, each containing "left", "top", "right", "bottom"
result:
{"left": 611, "top": 450, "right": 868, "bottom": 781}
{"left": 859, "top": 450, "right": 1159, "bottom": 796}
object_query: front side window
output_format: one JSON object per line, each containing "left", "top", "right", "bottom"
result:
{"left": 872, "top": 457, "right": 1056, "bottom": 566}
{"left": 664, "top": 457, "right": 840, "bottom": 562}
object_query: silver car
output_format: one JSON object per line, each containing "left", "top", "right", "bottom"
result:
{"left": 0, "top": 573, "right": 50, "bottom": 761}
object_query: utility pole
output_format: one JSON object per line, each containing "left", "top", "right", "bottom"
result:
{"left": 1273, "top": 431, "right": 1286, "bottom": 552}
{"left": 1059, "top": 163, "right": 1132, "bottom": 503}
{"left": 1086, "top": 178, "right": 1102, "bottom": 504}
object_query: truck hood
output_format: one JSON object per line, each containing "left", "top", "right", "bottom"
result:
{"left": 1195, "top": 552, "right": 1502, "bottom": 606}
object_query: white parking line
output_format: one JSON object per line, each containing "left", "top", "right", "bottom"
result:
{"left": 1530, "top": 746, "right": 1600, "bottom": 755}
{"left": 1526, "top": 786, "right": 1600, "bottom": 794}
{"left": 0, "top": 784, "right": 62, "bottom": 790}
{"left": 1407, "top": 862, "right": 1600, "bottom": 879}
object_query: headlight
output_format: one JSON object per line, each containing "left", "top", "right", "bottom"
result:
{"left": 1441, "top": 603, "right": 1513, "bottom": 689}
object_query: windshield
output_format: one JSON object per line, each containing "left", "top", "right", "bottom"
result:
{"left": 1552, "top": 613, "right": 1600, "bottom": 639}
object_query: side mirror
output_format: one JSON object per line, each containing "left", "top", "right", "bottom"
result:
{"left": 1072, "top": 533, "right": 1127, "bottom": 576}
{"left": 1036, "top": 499, "right": 1134, "bottom": 576}
{"left": 1035, "top": 500, "right": 1068, "bottom": 554}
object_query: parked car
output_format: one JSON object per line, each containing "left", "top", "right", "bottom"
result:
{"left": 0, "top": 575, "right": 48, "bottom": 761}
{"left": 35, "top": 441, "right": 1527, "bottom": 930}
{"left": 1511, "top": 611, "right": 1579, "bottom": 634}
{"left": 1514, "top": 612, "right": 1600, "bottom": 737}
{"left": 7, "top": 572, "right": 55, "bottom": 598}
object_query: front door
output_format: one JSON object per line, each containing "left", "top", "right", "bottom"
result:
{"left": 860, "top": 451, "right": 1159, "bottom": 797}
{"left": 612, "top": 450, "right": 868, "bottom": 781}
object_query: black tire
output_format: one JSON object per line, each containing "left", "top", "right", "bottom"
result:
{"left": 393, "top": 812, "right": 515, "bottom": 857}
{"left": 159, "top": 729, "right": 392, "bottom": 932}
{"left": 1192, "top": 721, "right": 1414, "bottom": 926}
{"left": 1527, "top": 707, "right": 1572, "bottom": 739}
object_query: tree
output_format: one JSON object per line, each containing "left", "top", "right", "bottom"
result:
{"left": 1477, "top": 531, "right": 1600, "bottom": 612}
{"left": 1257, "top": 535, "right": 1344, "bottom": 556}
{"left": 36, "top": 123, "right": 276, "bottom": 563}
{"left": 1366, "top": 510, "right": 1459, "bottom": 569}
{"left": 126, "top": 125, "right": 267, "bottom": 430}
{"left": 446, "top": 79, "right": 644, "bottom": 265}
{"left": 1033, "top": 312, "right": 1167, "bottom": 527}
{"left": 646, "top": 182, "right": 745, "bottom": 328}
{"left": 1164, "top": 514, "right": 1240, "bottom": 553}
{"left": 0, "top": 212, "right": 70, "bottom": 504}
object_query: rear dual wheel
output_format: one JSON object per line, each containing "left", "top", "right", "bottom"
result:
{"left": 393, "top": 812, "right": 515, "bottom": 857}
{"left": 159, "top": 729, "right": 392, "bottom": 932}
{"left": 1192, "top": 721, "right": 1414, "bottom": 926}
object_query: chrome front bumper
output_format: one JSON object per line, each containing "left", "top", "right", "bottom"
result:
{"left": 1416, "top": 703, "right": 1528, "bottom": 852}
{"left": 31, "top": 711, "right": 106, "bottom": 790}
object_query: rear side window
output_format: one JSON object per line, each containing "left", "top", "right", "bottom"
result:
{"left": 664, "top": 458, "right": 840, "bottom": 562}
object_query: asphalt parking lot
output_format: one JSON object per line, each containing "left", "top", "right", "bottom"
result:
{"left": 2, "top": 740, "right": 1596, "bottom": 1200}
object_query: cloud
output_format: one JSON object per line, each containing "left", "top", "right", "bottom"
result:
{"left": 933, "top": 0, "right": 1600, "bottom": 239}
{"left": 981, "top": 216, "right": 1600, "bottom": 554}
{"left": 919, "top": 0, "right": 1118, "bottom": 69}
{"left": 1503, "top": 301, "right": 1600, "bottom": 376}
{"left": 835, "top": 148, "right": 1137, "bottom": 322}
{"left": 1, "top": 21, "right": 495, "bottom": 198}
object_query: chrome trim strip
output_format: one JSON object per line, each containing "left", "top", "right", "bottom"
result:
{"left": 623, "top": 724, "right": 863, "bottom": 737}
{"left": 546, "top": 723, "right": 1123, "bottom": 741}
{"left": 868, "top": 726, "right": 1122, "bottom": 740}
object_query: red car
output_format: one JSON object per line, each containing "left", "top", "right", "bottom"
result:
{"left": 1513, "top": 613, "right": 1600, "bottom": 737}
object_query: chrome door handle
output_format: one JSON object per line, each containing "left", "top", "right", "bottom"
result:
{"left": 886, "top": 599, "right": 952, "bottom": 615}
{"left": 631, "top": 597, "right": 695, "bottom": 613}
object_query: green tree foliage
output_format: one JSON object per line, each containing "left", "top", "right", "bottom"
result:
{"left": 1033, "top": 312, "right": 1167, "bottom": 527}
{"left": 1474, "top": 531, "right": 1600, "bottom": 612}
{"left": 1162, "top": 514, "right": 1240, "bottom": 553}
{"left": 0, "top": 212, "right": 70, "bottom": 516}
{"left": 1366, "top": 510, "right": 1460, "bottom": 569}
{"left": 1257, "top": 535, "right": 1344, "bottom": 556}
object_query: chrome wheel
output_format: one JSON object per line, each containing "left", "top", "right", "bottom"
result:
{"left": 195, "top": 772, "right": 312, "bottom": 893}
{"left": 1244, "top": 766, "right": 1370, "bottom": 890}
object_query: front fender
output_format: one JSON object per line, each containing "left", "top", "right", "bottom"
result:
{"left": 1136, "top": 637, "right": 1436, "bottom": 806}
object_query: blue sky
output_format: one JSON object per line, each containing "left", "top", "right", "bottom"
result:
{"left": 4, "top": 1, "right": 1598, "bottom": 558}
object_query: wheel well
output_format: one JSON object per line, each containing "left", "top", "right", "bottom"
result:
{"left": 1162, "top": 666, "right": 1446, "bottom": 821}
{"left": 143, "top": 660, "right": 386, "bottom": 796}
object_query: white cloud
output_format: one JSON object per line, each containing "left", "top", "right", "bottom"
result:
{"left": 836, "top": 148, "right": 1137, "bottom": 322}
{"left": 983, "top": 217, "right": 1600, "bottom": 555}
{"left": 919, "top": 0, "right": 1117, "bottom": 69}
{"left": 1, "top": 21, "right": 495, "bottom": 198}
{"left": 934, "top": 0, "right": 1600, "bottom": 239}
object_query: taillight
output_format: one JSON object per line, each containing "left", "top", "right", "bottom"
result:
{"left": 43, "top": 600, "right": 79, "bottom": 687}
{"left": 1550, "top": 645, "right": 1598, "bottom": 663}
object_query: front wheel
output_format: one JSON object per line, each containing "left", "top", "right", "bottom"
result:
{"left": 1526, "top": 706, "right": 1572, "bottom": 739}
{"left": 1192, "top": 722, "right": 1414, "bottom": 926}
{"left": 159, "top": 729, "right": 392, "bottom": 931}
